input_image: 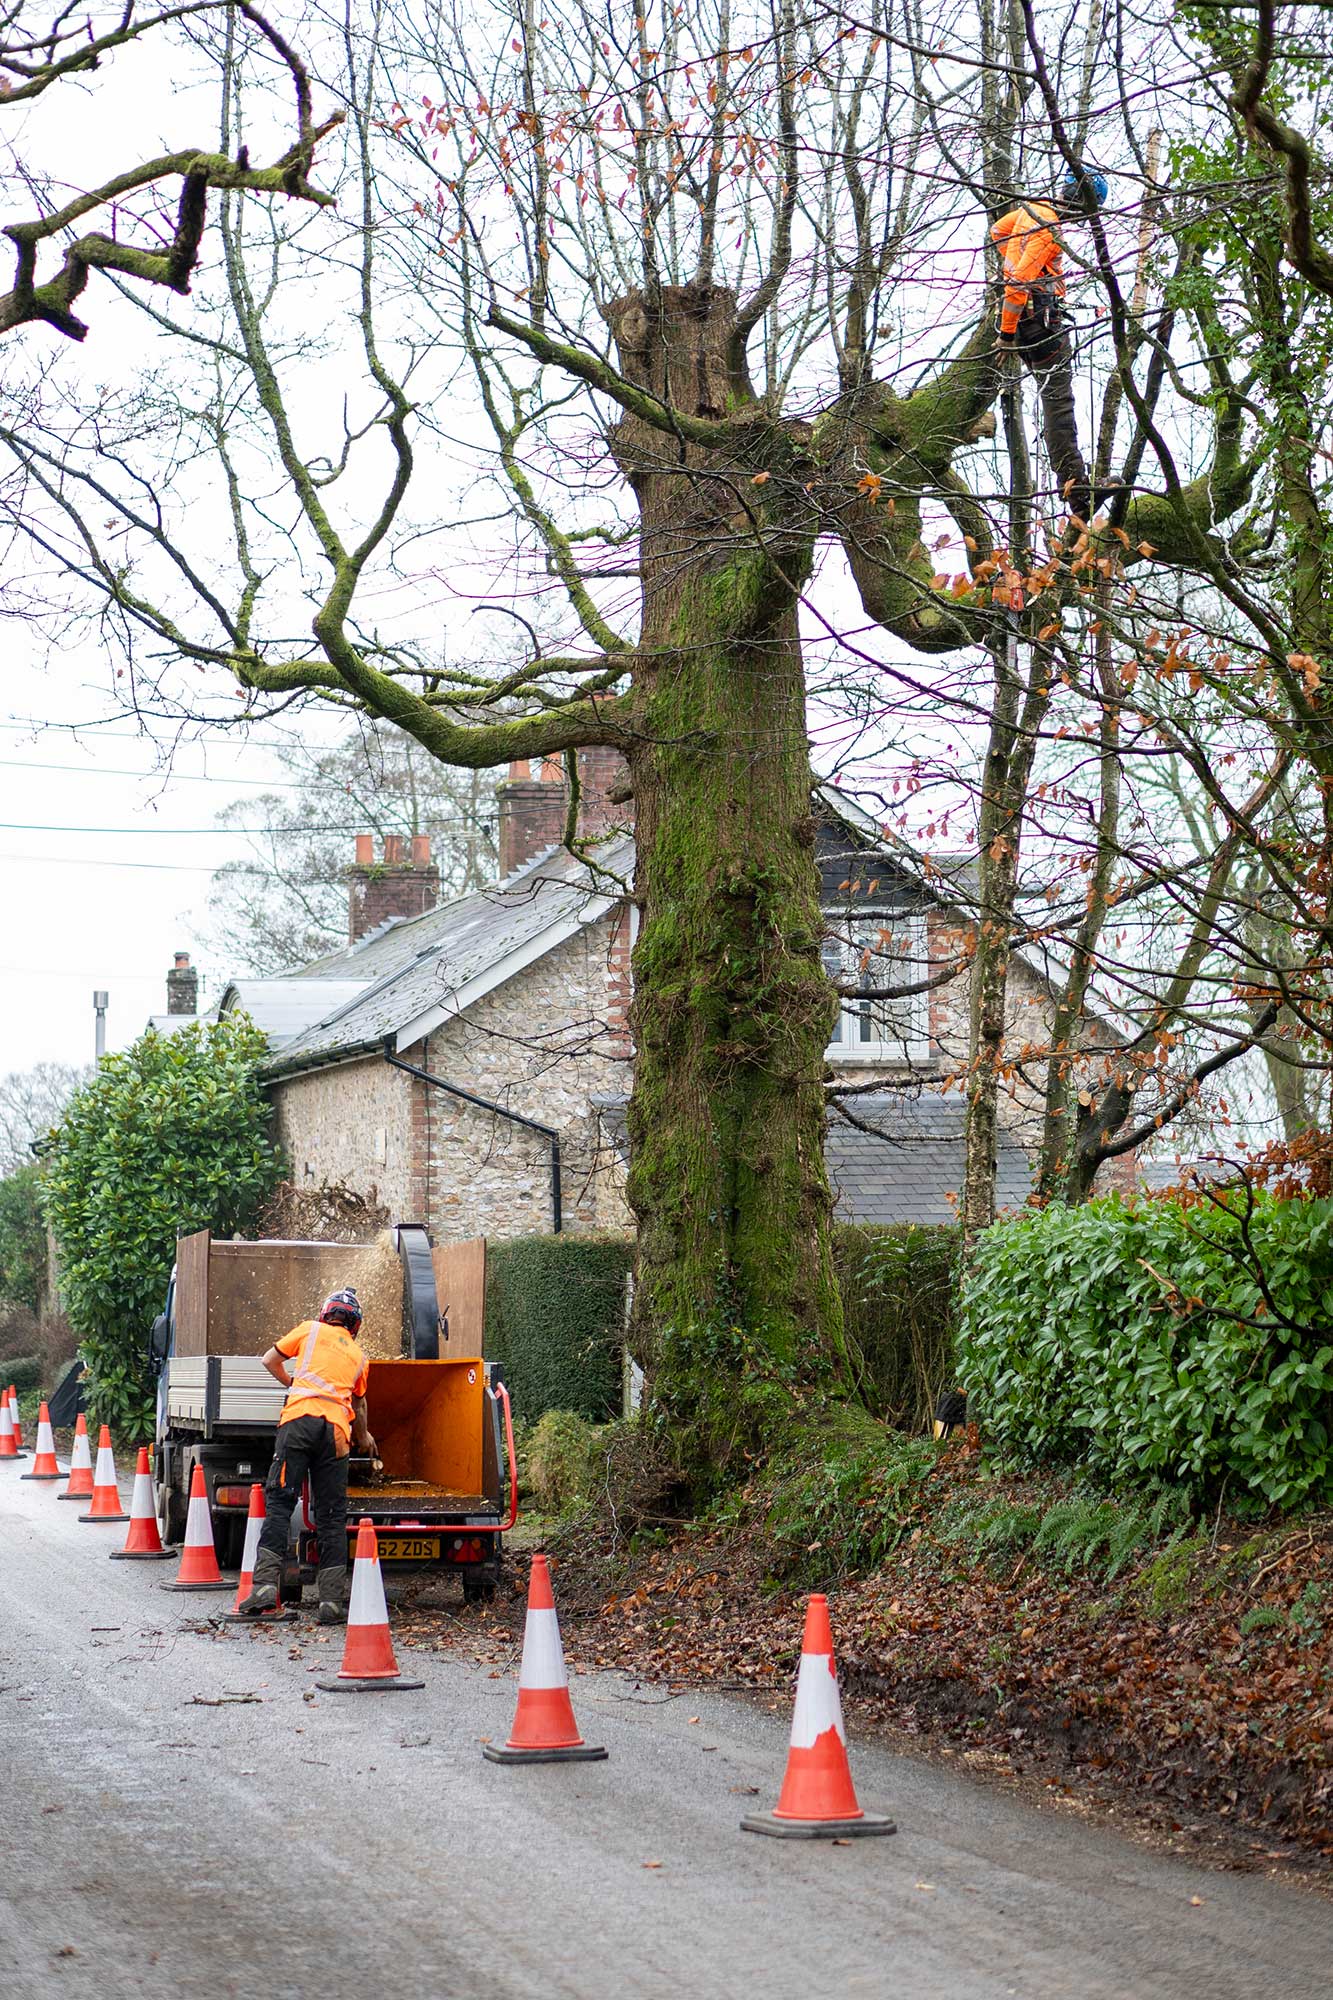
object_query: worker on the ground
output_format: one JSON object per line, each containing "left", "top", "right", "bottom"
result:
{"left": 990, "top": 170, "right": 1109, "bottom": 522}
{"left": 239, "top": 1288, "right": 376, "bottom": 1625}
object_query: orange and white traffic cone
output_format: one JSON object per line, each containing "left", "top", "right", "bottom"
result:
{"left": 483, "top": 1553, "right": 606, "bottom": 1763}
{"left": 58, "top": 1412, "right": 94, "bottom": 1499}
{"left": 316, "top": 1518, "right": 423, "bottom": 1692}
{"left": 741, "top": 1595, "right": 895, "bottom": 1839}
{"left": 19, "top": 1401, "right": 62, "bottom": 1481}
{"left": 110, "top": 1448, "right": 174, "bottom": 1561}
{"left": 222, "top": 1484, "right": 297, "bottom": 1622}
{"left": 78, "top": 1425, "right": 129, "bottom": 1523}
{"left": 160, "top": 1464, "right": 231, "bottom": 1591}
{"left": 8, "top": 1386, "right": 23, "bottom": 1451}
{"left": 0, "top": 1391, "right": 25, "bottom": 1461}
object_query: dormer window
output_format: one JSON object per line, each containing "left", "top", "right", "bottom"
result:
{"left": 821, "top": 912, "right": 930, "bottom": 1064}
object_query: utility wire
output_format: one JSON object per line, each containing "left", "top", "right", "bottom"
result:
{"left": 0, "top": 816, "right": 496, "bottom": 835}
{"left": 0, "top": 853, "right": 365, "bottom": 875}
{"left": 0, "top": 757, "right": 346, "bottom": 789}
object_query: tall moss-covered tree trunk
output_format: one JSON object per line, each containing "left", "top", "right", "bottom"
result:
{"left": 607, "top": 284, "right": 845, "bottom": 1450}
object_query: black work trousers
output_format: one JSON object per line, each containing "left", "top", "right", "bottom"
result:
{"left": 257, "top": 1413, "right": 348, "bottom": 1569}
{"left": 1015, "top": 299, "right": 1090, "bottom": 516}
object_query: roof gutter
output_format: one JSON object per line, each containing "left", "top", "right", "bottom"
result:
{"left": 382, "top": 1038, "right": 562, "bottom": 1235}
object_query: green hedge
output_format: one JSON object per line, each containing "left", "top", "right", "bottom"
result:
{"left": 835, "top": 1223, "right": 958, "bottom": 1429}
{"left": 0, "top": 1165, "right": 47, "bottom": 1316}
{"left": 1, "top": 1354, "right": 41, "bottom": 1396}
{"left": 960, "top": 1194, "right": 1333, "bottom": 1512}
{"left": 487, "top": 1226, "right": 959, "bottom": 1427}
{"left": 486, "top": 1235, "right": 632, "bottom": 1421}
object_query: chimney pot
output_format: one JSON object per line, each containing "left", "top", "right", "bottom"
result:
{"left": 496, "top": 744, "right": 632, "bottom": 879}
{"left": 347, "top": 827, "right": 441, "bottom": 942}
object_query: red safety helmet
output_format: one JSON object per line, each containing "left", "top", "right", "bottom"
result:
{"left": 319, "top": 1288, "right": 363, "bottom": 1335}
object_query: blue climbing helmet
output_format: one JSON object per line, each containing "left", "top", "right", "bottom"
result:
{"left": 1061, "top": 168, "right": 1109, "bottom": 210}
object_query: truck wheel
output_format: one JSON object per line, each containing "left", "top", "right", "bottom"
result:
{"left": 463, "top": 1577, "right": 496, "bottom": 1606}
{"left": 282, "top": 1565, "right": 305, "bottom": 1606}
{"left": 216, "top": 1514, "right": 248, "bottom": 1571}
{"left": 158, "top": 1472, "right": 188, "bottom": 1549}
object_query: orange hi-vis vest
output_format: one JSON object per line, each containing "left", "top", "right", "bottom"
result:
{"left": 275, "top": 1319, "right": 369, "bottom": 1445}
{"left": 991, "top": 201, "right": 1065, "bottom": 337}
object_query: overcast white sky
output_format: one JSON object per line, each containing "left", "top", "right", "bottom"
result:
{"left": 0, "top": 27, "right": 397, "bottom": 1070}
{"left": 0, "top": 640, "right": 342, "bottom": 1066}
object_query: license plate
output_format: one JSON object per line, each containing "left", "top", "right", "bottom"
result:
{"left": 371, "top": 1535, "right": 441, "bottom": 1561}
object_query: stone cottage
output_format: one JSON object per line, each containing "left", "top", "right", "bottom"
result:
{"left": 216, "top": 751, "right": 1126, "bottom": 1243}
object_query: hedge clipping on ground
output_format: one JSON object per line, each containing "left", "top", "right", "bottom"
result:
{"left": 486, "top": 1235, "right": 631, "bottom": 1420}
{"left": 960, "top": 1192, "right": 1333, "bottom": 1511}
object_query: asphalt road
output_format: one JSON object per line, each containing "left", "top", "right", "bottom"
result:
{"left": 2, "top": 1466, "right": 1331, "bottom": 2000}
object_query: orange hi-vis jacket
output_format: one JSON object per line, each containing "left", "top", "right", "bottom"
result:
{"left": 991, "top": 201, "right": 1065, "bottom": 337}
{"left": 275, "top": 1319, "right": 369, "bottom": 1447}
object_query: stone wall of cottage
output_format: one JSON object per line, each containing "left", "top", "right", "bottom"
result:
{"left": 269, "top": 915, "right": 634, "bottom": 1243}
{"left": 270, "top": 1052, "right": 419, "bottom": 1219}
{"left": 415, "top": 917, "right": 632, "bottom": 1240}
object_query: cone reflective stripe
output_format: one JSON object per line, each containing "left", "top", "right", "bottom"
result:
{"left": 19, "top": 1402, "right": 62, "bottom": 1480}
{"left": 58, "top": 1413, "right": 94, "bottom": 1498}
{"left": 0, "top": 1393, "right": 24, "bottom": 1461}
{"left": 78, "top": 1426, "right": 129, "bottom": 1522}
{"left": 8, "top": 1386, "right": 22, "bottom": 1451}
{"left": 741, "top": 1596, "right": 895, "bottom": 1840}
{"left": 222, "top": 1484, "right": 296, "bottom": 1622}
{"left": 159, "top": 1464, "right": 231, "bottom": 1590}
{"left": 110, "top": 1448, "right": 174, "bottom": 1560}
{"left": 483, "top": 1554, "right": 606, "bottom": 1764}
{"left": 316, "top": 1519, "right": 422, "bottom": 1692}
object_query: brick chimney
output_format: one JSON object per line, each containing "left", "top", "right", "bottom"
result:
{"left": 348, "top": 833, "right": 441, "bottom": 942}
{"left": 497, "top": 747, "right": 632, "bottom": 879}
{"left": 166, "top": 951, "right": 198, "bottom": 1016}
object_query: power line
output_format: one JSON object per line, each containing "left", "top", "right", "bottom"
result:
{"left": 0, "top": 718, "right": 312, "bottom": 751}
{"left": 0, "top": 815, "right": 495, "bottom": 835}
{"left": 0, "top": 852, "right": 308, "bottom": 875}
{"left": 0, "top": 757, "right": 326, "bottom": 790}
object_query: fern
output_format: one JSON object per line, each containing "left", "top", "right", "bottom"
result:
{"left": 1034, "top": 1496, "right": 1120, "bottom": 1572}
{"left": 1238, "top": 1604, "right": 1285, "bottom": 1638}
{"left": 1103, "top": 1503, "right": 1151, "bottom": 1580}
{"left": 941, "top": 1497, "right": 1042, "bottom": 1557}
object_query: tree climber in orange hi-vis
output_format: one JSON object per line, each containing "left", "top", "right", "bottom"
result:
{"left": 991, "top": 170, "right": 1110, "bottom": 524}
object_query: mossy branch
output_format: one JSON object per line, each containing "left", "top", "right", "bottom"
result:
{"left": 488, "top": 305, "right": 754, "bottom": 452}
{"left": 2, "top": 123, "right": 342, "bottom": 340}
{"left": 1231, "top": 0, "right": 1333, "bottom": 298}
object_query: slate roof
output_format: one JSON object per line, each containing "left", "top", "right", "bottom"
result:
{"left": 218, "top": 980, "right": 370, "bottom": 1047}
{"left": 827, "top": 1093, "right": 1032, "bottom": 1224}
{"left": 595, "top": 1092, "right": 1032, "bottom": 1228}
{"left": 260, "top": 837, "right": 632, "bottom": 1075}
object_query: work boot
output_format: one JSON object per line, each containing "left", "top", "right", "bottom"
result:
{"left": 237, "top": 1545, "right": 282, "bottom": 1616}
{"left": 317, "top": 1565, "right": 348, "bottom": 1626}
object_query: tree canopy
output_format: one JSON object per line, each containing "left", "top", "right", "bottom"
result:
{"left": 6, "top": 0, "right": 1333, "bottom": 1454}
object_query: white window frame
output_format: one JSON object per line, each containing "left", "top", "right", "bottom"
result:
{"left": 822, "top": 909, "right": 931, "bottom": 1065}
